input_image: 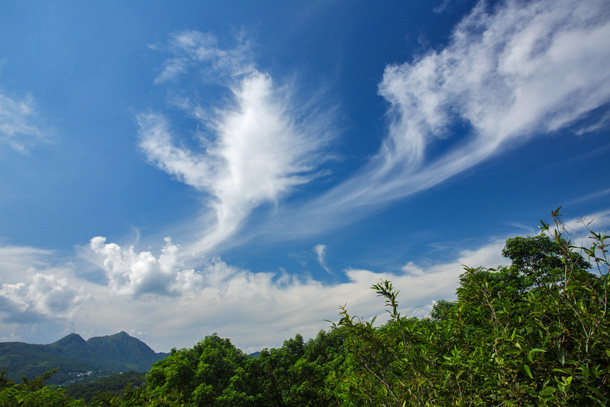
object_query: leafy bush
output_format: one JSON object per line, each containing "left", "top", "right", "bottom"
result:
{"left": 0, "top": 368, "right": 86, "bottom": 407}
{"left": 336, "top": 209, "right": 609, "bottom": 406}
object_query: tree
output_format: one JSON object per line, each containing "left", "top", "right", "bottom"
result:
{"left": 336, "top": 209, "right": 609, "bottom": 406}
{"left": 0, "top": 368, "right": 86, "bottom": 407}
{"left": 146, "top": 333, "right": 248, "bottom": 406}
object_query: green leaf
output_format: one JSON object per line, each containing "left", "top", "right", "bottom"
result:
{"left": 540, "top": 386, "right": 557, "bottom": 396}
{"left": 528, "top": 348, "right": 545, "bottom": 363}
{"left": 524, "top": 364, "right": 533, "bottom": 379}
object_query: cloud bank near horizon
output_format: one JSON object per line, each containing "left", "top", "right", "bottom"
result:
{"left": 4, "top": 208, "right": 609, "bottom": 351}
{"left": 0, "top": 246, "right": 87, "bottom": 324}
{"left": 0, "top": 230, "right": 512, "bottom": 351}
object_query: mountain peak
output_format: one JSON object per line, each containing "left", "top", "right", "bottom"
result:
{"left": 94, "top": 331, "right": 131, "bottom": 340}
{"left": 51, "top": 333, "right": 87, "bottom": 347}
{"left": 0, "top": 332, "right": 168, "bottom": 386}
{"left": 86, "top": 331, "right": 157, "bottom": 362}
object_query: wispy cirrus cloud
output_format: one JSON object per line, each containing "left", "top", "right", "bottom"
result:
{"left": 104, "top": 0, "right": 610, "bottom": 304}
{"left": 314, "top": 244, "right": 331, "bottom": 274}
{"left": 0, "top": 90, "right": 49, "bottom": 153}
{"left": 0, "top": 245, "right": 55, "bottom": 279}
{"left": 375, "top": 0, "right": 610, "bottom": 179}
{"left": 138, "top": 31, "right": 334, "bottom": 254}
{"left": 152, "top": 30, "right": 254, "bottom": 84}
{"left": 263, "top": 0, "right": 610, "bottom": 240}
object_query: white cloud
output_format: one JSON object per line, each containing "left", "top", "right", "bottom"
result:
{"left": 261, "top": 0, "right": 610, "bottom": 242}
{"left": 0, "top": 245, "right": 54, "bottom": 283}
{"left": 153, "top": 30, "right": 254, "bottom": 84}
{"left": 575, "top": 111, "right": 610, "bottom": 136}
{"left": 139, "top": 33, "right": 333, "bottom": 253}
{"left": 433, "top": 0, "right": 453, "bottom": 14}
{"left": 137, "top": 0, "right": 610, "bottom": 251}
{"left": 78, "top": 229, "right": 513, "bottom": 351}
{"left": 376, "top": 0, "right": 610, "bottom": 188}
{"left": 89, "top": 236, "right": 204, "bottom": 297}
{"left": 314, "top": 244, "right": 331, "bottom": 274}
{"left": 2, "top": 274, "right": 86, "bottom": 318}
{"left": 0, "top": 246, "right": 87, "bottom": 323}
{"left": 7, "top": 0, "right": 609, "bottom": 353}
{"left": 5, "top": 210, "right": 607, "bottom": 351}
{"left": 0, "top": 90, "right": 49, "bottom": 152}
{"left": 543, "top": 208, "right": 610, "bottom": 255}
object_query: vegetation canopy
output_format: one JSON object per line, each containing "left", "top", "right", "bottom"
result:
{"left": 2, "top": 209, "right": 608, "bottom": 406}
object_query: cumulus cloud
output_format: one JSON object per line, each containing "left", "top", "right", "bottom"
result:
{"left": 0, "top": 247, "right": 87, "bottom": 323}
{"left": 89, "top": 236, "right": 204, "bottom": 297}
{"left": 0, "top": 90, "right": 49, "bottom": 152}
{"left": 0, "top": 274, "right": 85, "bottom": 318}
{"left": 139, "top": 32, "right": 333, "bottom": 253}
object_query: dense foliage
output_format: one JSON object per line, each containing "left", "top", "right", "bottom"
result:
{"left": 3, "top": 210, "right": 608, "bottom": 405}
{"left": 0, "top": 368, "right": 86, "bottom": 407}
{"left": 62, "top": 372, "right": 147, "bottom": 403}
{"left": 332, "top": 210, "right": 609, "bottom": 406}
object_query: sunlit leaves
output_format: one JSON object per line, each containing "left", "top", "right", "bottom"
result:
{"left": 337, "top": 211, "right": 609, "bottom": 405}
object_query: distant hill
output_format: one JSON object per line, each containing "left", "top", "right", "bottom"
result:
{"left": 0, "top": 331, "right": 168, "bottom": 385}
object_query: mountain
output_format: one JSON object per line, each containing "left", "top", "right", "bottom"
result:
{"left": 0, "top": 332, "right": 168, "bottom": 385}
{"left": 86, "top": 331, "right": 161, "bottom": 370}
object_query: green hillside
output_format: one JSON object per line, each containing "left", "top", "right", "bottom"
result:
{"left": 0, "top": 332, "right": 168, "bottom": 385}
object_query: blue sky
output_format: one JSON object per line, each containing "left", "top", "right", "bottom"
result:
{"left": 1, "top": 0, "right": 609, "bottom": 352}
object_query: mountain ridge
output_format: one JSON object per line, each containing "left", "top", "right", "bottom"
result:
{"left": 0, "top": 331, "right": 168, "bottom": 385}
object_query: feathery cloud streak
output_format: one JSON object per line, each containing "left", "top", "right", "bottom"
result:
{"left": 314, "top": 244, "right": 331, "bottom": 274}
{"left": 0, "top": 91, "right": 48, "bottom": 153}
{"left": 272, "top": 0, "right": 610, "bottom": 238}
{"left": 138, "top": 31, "right": 332, "bottom": 253}
{"left": 92, "top": 0, "right": 610, "bottom": 303}
{"left": 378, "top": 0, "right": 610, "bottom": 181}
